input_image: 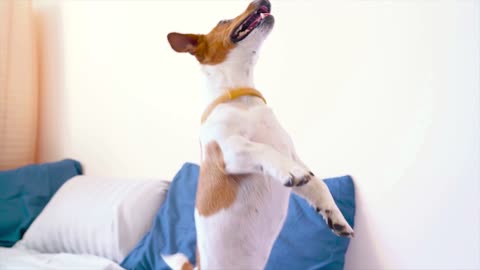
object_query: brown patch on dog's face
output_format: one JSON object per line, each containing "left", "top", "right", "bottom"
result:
{"left": 167, "top": 0, "right": 272, "bottom": 65}
{"left": 196, "top": 141, "right": 239, "bottom": 216}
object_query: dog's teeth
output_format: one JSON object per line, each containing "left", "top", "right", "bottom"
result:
{"left": 260, "top": 13, "right": 266, "bottom": 19}
{"left": 240, "top": 28, "right": 250, "bottom": 36}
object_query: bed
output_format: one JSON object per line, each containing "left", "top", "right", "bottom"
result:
{"left": 0, "top": 159, "right": 169, "bottom": 270}
{"left": 0, "top": 160, "right": 356, "bottom": 270}
{"left": 0, "top": 245, "right": 123, "bottom": 270}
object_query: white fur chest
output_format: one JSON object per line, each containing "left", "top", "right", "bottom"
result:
{"left": 200, "top": 103, "right": 294, "bottom": 159}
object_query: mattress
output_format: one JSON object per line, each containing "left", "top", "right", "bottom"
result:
{"left": 0, "top": 245, "right": 124, "bottom": 270}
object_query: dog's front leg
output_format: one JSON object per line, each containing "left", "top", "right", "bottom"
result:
{"left": 218, "top": 136, "right": 354, "bottom": 237}
{"left": 291, "top": 156, "right": 355, "bottom": 238}
{"left": 219, "top": 135, "right": 313, "bottom": 187}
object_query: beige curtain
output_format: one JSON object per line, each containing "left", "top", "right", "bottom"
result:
{"left": 0, "top": 0, "right": 39, "bottom": 170}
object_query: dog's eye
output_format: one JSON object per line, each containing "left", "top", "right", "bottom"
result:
{"left": 217, "top": 19, "right": 231, "bottom": 25}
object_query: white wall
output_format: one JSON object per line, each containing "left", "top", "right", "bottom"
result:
{"left": 34, "top": 0, "right": 479, "bottom": 269}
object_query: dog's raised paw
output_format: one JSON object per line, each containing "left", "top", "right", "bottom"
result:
{"left": 282, "top": 166, "right": 312, "bottom": 187}
{"left": 318, "top": 207, "right": 354, "bottom": 238}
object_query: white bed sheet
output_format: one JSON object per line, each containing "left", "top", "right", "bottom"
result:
{"left": 0, "top": 246, "right": 124, "bottom": 270}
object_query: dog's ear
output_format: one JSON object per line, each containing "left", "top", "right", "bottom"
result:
{"left": 167, "top": 32, "right": 202, "bottom": 55}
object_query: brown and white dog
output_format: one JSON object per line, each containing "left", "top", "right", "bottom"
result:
{"left": 163, "top": 0, "right": 354, "bottom": 269}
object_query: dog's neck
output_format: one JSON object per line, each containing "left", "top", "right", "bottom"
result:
{"left": 201, "top": 49, "right": 262, "bottom": 108}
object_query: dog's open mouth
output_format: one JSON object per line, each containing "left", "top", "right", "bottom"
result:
{"left": 231, "top": 5, "right": 271, "bottom": 43}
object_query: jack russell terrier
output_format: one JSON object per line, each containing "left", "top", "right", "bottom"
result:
{"left": 163, "top": 0, "right": 354, "bottom": 269}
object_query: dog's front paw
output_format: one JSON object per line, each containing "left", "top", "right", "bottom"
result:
{"left": 316, "top": 207, "right": 354, "bottom": 238}
{"left": 281, "top": 166, "right": 314, "bottom": 187}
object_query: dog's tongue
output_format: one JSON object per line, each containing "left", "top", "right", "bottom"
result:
{"left": 249, "top": 13, "right": 269, "bottom": 30}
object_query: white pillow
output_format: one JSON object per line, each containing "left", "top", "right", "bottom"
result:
{"left": 18, "top": 175, "right": 170, "bottom": 263}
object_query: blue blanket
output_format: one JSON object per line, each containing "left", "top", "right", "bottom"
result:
{"left": 0, "top": 159, "right": 82, "bottom": 247}
{"left": 122, "top": 163, "right": 355, "bottom": 270}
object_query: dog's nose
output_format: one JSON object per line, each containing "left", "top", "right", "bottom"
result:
{"left": 253, "top": 0, "right": 271, "bottom": 10}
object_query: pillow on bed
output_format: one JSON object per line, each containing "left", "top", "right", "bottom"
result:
{"left": 121, "top": 163, "right": 355, "bottom": 270}
{"left": 18, "top": 176, "right": 170, "bottom": 263}
{"left": 0, "top": 159, "right": 82, "bottom": 247}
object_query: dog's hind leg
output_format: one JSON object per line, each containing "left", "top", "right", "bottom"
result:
{"left": 291, "top": 155, "right": 355, "bottom": 238}
{"left": 161, "top": 253, "right": 197, "bottom": 270}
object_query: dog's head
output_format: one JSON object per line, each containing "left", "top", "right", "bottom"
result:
{"left": 167, "top": 0, "right": 274, "bottom": 65}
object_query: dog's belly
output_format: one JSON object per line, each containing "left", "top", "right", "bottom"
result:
{"left": 195, "top": 175, "right": 290, "bottom": 270}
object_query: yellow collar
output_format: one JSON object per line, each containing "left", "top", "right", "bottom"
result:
{"left": 201, "top": 87, "right": 266, "bottom": 124}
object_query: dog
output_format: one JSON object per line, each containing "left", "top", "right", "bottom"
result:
{"left": 163, "top": 0, "right": 354, "bottom": 269}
